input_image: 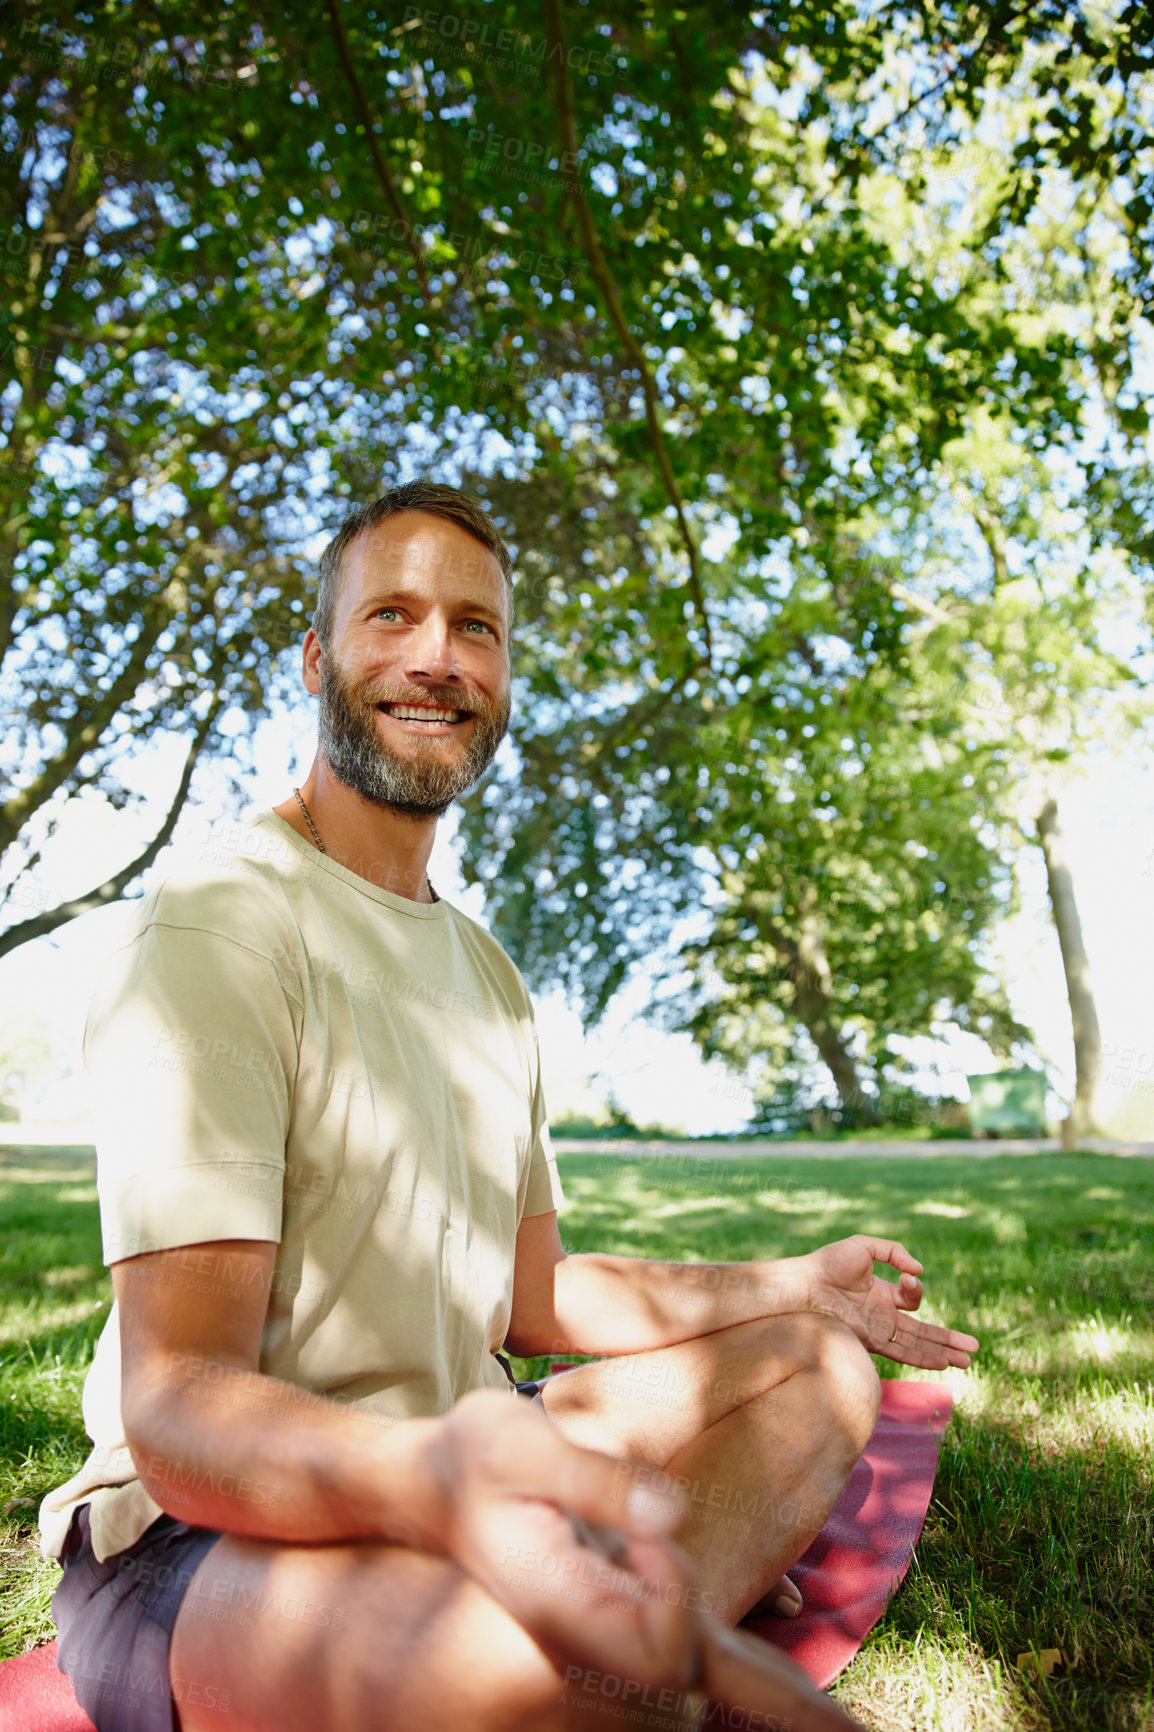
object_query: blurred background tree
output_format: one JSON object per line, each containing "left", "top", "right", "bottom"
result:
{"left": 2, "top": 0, "right": 1151, "bottom": 1123}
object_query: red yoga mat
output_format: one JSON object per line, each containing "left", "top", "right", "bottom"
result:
{"left": 748, "top": 1378, "right": 954, "bottom": 1687}
{"left": 0, "top": 1644, "right": 95, "bottom": 1732}
{"left": 0, "top": 1380, "right": 951, "bottom": 1727}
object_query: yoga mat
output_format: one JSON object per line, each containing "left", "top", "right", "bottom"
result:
{"left": 748, "top": 1379, "right": 954, "bottom": 1688}
{"left": 0, "top": 1380, "right": 951, "bottom": 1725}
{"left": 0, "top": 1642, "right": 94, "bottom": 1732}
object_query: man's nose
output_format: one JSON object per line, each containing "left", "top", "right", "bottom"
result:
{"left": 403, "top": 614, "right": 459, "bottom": 682}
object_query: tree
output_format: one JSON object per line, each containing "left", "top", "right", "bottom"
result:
{"left": 0, "top": 0, "right": 570, "bottom": 947}
{"left": 457, "top": 2, "right": 1154, "bottom": 1112}
{"left": 3, "top": 0, "right": 1150, "bottom": 1148}
{"left": 866, "top": 90, "right": 1154, "bottom": 1135}
{"left": 1, "top": 5, "right": 342, "bottom": 948}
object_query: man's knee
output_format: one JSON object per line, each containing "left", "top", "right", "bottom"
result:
{"left": 789, "top": 1313, "right": 881, "bottom": 1437}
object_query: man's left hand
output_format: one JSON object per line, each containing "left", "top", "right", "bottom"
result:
{"left": 794, "top": 1235, "right": 979, "bottom": 1368}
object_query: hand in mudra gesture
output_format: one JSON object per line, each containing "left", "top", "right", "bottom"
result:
{"left": 798, "top": 1235, "right": 978, "bottom": 1369}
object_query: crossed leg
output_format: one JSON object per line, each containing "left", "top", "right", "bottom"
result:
{"left": 169, "top": 1313, "right": 879, "bottom": 1729}
{"left": 539, "top": 1311, "right": 881, "bottom": 1623}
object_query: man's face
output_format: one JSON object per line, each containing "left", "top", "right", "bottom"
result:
{"left": 308, "top": 511, "right": 512, "bottom": 818}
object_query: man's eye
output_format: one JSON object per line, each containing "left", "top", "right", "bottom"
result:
{"left": 376, "top": 608, "right": 399, "bottom": 621}
{"left": 463, "top": 620, "right": 494, "bottom": 635}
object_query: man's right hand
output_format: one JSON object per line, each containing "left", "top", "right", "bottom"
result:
{"left": 426, "top": 1388, "right": 863, "bottom": 1731}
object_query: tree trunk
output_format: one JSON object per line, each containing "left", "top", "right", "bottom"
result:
{"left": 764, "top": 903, "right": 880, "bottom": 1123}
{"left": 1036, "top": 793, "right": 1101, "bottom": 1141}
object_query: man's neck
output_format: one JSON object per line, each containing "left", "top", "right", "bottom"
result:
{"left": 272, "top": 760, "right": 439, "bottom": 903}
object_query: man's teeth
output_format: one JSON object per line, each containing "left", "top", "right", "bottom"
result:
{"left": 383, "top": 704, "right": 463, "bottom": 722}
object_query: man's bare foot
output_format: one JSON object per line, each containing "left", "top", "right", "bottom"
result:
{"left": 742, "top": 1573, "right": 803, "bottom": 1620}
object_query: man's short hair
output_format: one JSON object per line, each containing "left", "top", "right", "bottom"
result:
{"left": 312, "top": 482, "right": 514, "bottom": 649}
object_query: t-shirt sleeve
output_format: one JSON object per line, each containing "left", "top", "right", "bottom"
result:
{"left": 86, "top": 918, "right": 301, "bottom": 1263}
{"left": 520, "top": 1025, "right": 565, "bottom": 1220}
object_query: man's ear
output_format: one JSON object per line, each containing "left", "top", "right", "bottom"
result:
{"left": 302, "top": 628, "right": 322, "bottom": 696}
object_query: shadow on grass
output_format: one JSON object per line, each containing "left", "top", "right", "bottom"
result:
{"left": 562, "top": 1154, "right": 1154, "bottom": 1731}
{"left": 843, "top": 1406, "right": 1154, "bottom": 1731}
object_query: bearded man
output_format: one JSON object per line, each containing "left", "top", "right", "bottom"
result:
{"left": 40, "top": 481, "right": 977, "bottom": 1732}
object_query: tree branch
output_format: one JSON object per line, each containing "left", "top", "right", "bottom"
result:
{"left": 0, "top": 694, "right": 222, "bottom": 959}
{"left": 543, "top": 0, "right": 714, "bottom": 669}
{"left": 577, "top": 678, "right": 690, "bottom": 767}
{"left": 970, "top": 504, "right": 1011, "bottom": 588}
{"left": 322, "top": 0, "right": 432, "bottom": 302}
{"left": 887, "top": 578, "right": 954, "bottom": 625}
{"left": 0, "top": 596, "right": 174, "bottom": 855}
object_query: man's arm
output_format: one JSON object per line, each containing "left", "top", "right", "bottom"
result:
{"left": 114, "top": 1238, "right": 442, "bottom": 1545}
{"left": 114, "top": 1236, "right": 866, "bottom": 1728}
{"left": 116, "top": 1237, "right": 688, "bottom": 1552}
{"left": 506, "top": 1212, "right": 978, "bottom": 1370}
{"left": 115, "top": 1239, "right": 685, "bottom": 1656}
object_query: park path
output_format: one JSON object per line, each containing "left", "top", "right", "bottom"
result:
{"left": 552, "top": 1136, "right": 1154, "bottom": 1159}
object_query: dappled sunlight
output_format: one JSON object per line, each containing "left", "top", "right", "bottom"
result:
{"left": 1016, "top": 1374, "right": 1154, "bottom": 1466}
{"left": 969, "top": 1204, "right": 1029, "bottom": 1245}
{"left": 41, "top": 1265, "right": 98, "bottom": 1288}
{"left": 1089, "top": 1385, "right": 1154, "bottom": 1455}
{"left": 939, "top": 1362, "right": 1001, "bottom": 1423}
{"left": 0, "top": 1296, "right": 109, "bottom": 1349}
{"left": 751, "top": 1188, "right": 860, "bottom": 1214}
{"left": 835, "top": 1626, "right": 1039, "bottom": 1732}
{"left": 1006, "top": 1316, "right": 1154, "bottom": 1381}
{"left": 1063, "top": 1315, "right": 1141, "bottom": 1366}
{"left": 913, "top": 1201, "right": 971, "bottom": 1219}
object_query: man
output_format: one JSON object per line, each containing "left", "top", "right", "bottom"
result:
{"left": 41, "top": 481, "right": 978, "bottom": 1732}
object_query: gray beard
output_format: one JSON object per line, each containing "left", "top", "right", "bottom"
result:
{"left": 317, "top": 658, "right": 510, "bottom": 818}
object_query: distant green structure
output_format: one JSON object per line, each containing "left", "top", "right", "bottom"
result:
{"left": 966, "top": 1069, "right": 1048, "bottom": 1137}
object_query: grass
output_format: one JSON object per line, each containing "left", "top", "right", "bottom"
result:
{"left": 0, "top": 1147, "right": 109, "bottom": 1661}
{"left": 2, "top": 1144, "right": 1153, "bottom": 1730}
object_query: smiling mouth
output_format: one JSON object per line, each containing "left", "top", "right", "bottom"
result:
{"left": 377, "top": 702, "right": 469, "bottom": 726}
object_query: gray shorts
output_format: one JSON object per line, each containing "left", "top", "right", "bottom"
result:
{"left": 52, "top": 1502, "right": 224, "bottom": 1732}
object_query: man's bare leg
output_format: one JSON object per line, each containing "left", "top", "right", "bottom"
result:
{"left": 169, "top": 1525, "right": 857, "bottom": 1732}
{"left": 170, "top": 1532, "right": 613, "bottom": 1732}
{"left": 540, "top": 1312, "right": 882, "bottom": 1623}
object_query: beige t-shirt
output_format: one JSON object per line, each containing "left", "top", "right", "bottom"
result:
{"left": 39, "top": 811, "right": 564, "bottom": 1563}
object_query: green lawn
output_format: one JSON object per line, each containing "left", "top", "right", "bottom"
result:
{"left": 2, "top": 1144, "right": 1152, "bottom": 1731}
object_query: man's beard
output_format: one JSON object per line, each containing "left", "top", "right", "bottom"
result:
{"left": 317, "top": 657, "right": 511, "bottom": 818}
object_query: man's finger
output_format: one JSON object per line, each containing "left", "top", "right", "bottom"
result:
{"left": 859, "top": 1235, "right": 924, "bottom": 1277}
{"left": 890, "top": 1341, "right": 974, "bottom": 1370}
{"left": 898, "top": 1318, "right": 978, "bottom": 1350}
{"left": 886, "top": 1318, "right": 978, "bottom": 1369}
{"left": 921, "top": 1322, "right": 979, "bottom": 1352}
{"left": 701, "top": 1619, "right": 866, "bottom": 1731}
{"left": 502, "top": 1518, "right": 701, "bottom": 1688}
